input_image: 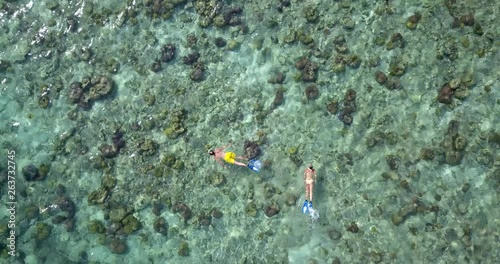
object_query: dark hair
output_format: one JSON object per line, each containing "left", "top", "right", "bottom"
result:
{"left": 209, "top": 150, "right": 215, "bottom": 156}
{"left": 308, "top": 165, "right": 314, "bottom": 170}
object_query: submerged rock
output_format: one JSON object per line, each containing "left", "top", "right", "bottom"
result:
{"left": 243, "top": 141, "right": 262, "bottom": 159}
{"left": 154, "top": 217, "right": 168, "bottom": 235}
{"left": 438, "top": 83, "right": 454, "bottom": 104}
{"left": 22, "top": 164, "right": 44, "bottom": 181}
{"left": 264, "top": 203, "right": 280, "bottom": 218}
{"left": 109, "top": 238, "right": 128, "bottom": 254}
{"left": 305, "top": 84, "right": 319, "bottom": 101}
{"left": 178, "top": 241, "right": 189, "bottom": 257}
{"left": 88, "top": 75, "right": 114, "bottom": 101}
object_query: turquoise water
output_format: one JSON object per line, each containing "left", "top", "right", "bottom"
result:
{"left": 0, "top": 0, "right": 499, "bottom": 263}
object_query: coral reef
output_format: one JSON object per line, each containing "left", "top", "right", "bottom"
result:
{"left": 2, "top": 0, "right": 498, "bottom": 262}
{"left": 243, "top": 140, "right": 262, "bottom": 160}
{"left": 173, "top": 202, "right": 192, "bottom": 223}
{"left": 67, "top": 75, "right": 115, "bottom": 110}
{"left": 305, "top": 84, "right": 319, "bottom": 101}
{"left": 270, "top": 87, "right": 285, "bottom": 110}
{"left": 338, "top": 89, "right": 357, "bottom": 126}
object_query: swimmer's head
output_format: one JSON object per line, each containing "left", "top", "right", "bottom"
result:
{"left": 209, "top": 150, "right": 215, "bottom": 156}
{"left": 308, "top": 164, "right": 314, "bottom": 170}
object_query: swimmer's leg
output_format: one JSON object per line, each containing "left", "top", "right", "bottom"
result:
{"left": 305, "top": 184, "right": 311, "bottom": 201}
{"left": 233, "top": 161, "right": 247, "bottom": 167}
{"left": 303, "top": 183, "right": 310, "bottom": 213}
{"left": 309, "top": 183, "right": 314, "bottom": 202}
{"left": 308, "top": 183, "right": 314, "bottom": 210}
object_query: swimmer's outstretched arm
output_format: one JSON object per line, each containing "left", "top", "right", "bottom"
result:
{"left": 221, "top": 143, "right": 232, "bottom": 150}
{"left": 214, "top": 156, "right": 226, "bottom": 168}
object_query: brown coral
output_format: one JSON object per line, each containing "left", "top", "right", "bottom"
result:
{"left": 438, "top": 83, "right": 454, "bottom": 104}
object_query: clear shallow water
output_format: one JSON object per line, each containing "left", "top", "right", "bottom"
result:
{"left": 0, "top": 0, "right": 499, "bottom": 263}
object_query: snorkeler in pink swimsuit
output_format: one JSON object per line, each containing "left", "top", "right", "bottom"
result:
{"left": 302, "top": 164, "right": 317, "bottom": 213}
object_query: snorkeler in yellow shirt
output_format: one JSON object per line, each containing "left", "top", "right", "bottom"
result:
{"left": 209, "top": 144, "right": 261, "bottom": 172}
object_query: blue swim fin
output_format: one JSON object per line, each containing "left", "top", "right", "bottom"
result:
{"left": 302, "top": 200, "right": 309, "bottom": 214}
{"left": 247, "top": 160, "right": 261, "bottom": 172}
